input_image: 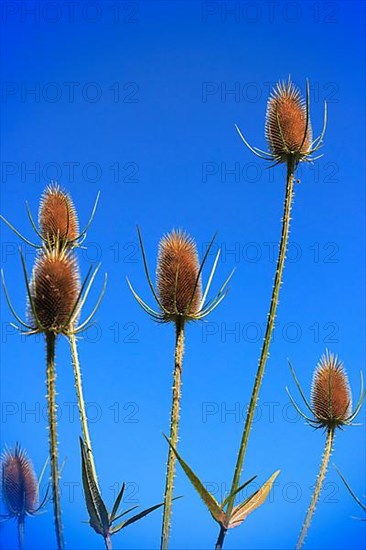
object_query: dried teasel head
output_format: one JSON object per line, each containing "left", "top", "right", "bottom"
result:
{"left": 29, "top": 246, "right": 80, "bottom": 334}
{"left": 156, "top": 230, "right": 202, "bottom": 322}
{"left": 235, "top": 78, "right": 327, "bottom": 167}
{"left": 127, "top": 227, "right": 234, "bottom": 324}
{"left": 1, "top": 444, "right": 38, "bottom": 518}
{"left": 39, "top": 183, "right": 79, "bottom": 247}
{"left": 311, "top": 352, "right": 352, "bottom": 429}
{"left": 287, "top": 352, "right": 364, "bottom": 431}
{"left": 265, "top": 79, "right": 312, "bottom": 163}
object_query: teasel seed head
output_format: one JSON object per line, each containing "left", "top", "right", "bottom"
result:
{"left": 311, "top": 351, "right": 352, "bottom": 429}
{"left": 265, "top": 79, "right": 312, "bottom": 164}
{"left": 1, "top": 444, "right": 38, "bottom": 518}
{"left": 156, "top": 230, "right": 202, "bottom": 322}
{"left": 29, "top": 246, "right": 80, "bottom": 334}
{"left": 39, "top": 183, "right": 79, "bottom": 247}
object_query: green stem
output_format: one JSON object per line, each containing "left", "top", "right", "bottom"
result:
{"left": 160, "top": 319, "right": 185, "bottom": 550}
{"left": 17, "top": 518, "right": 24, "bottom": 550}
{"left": 46, "top": 332, "right": 64, "bottom": 550}
{"left": 296, "top": 428, "right": 335, "bottom": 549}
{"left": 218, "top": 158, "right": 296, "bottom": 548}
{"left": 69, "top": 332, "right": 99, "bottom": 488}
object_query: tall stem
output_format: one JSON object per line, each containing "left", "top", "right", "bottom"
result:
{"left": 160, "top": 319, "right": 185, "bottom": 550}
{"left": 17, "top": 518, "right": 24, "bottom": 550}
{"left": 69, "top": 332, "right": 99, "bottom": 488}
{"left": 46, "top": 332, "right": 64, "bottom": 550}
{"left": 217, "top": 158, "right": 296, "bottom": 549}
{"left": 296, "top": 429, "right": 334, "bottom": 549}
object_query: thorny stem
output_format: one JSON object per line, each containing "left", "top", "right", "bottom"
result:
{"left": 17, "top": 518, "right": 24, "bottom": 550}
{"left": 161, "top": 319, "right": 185, "bottom": 550}
{"left": 217, "top": 158, "right": 296, "bottom": 549}
{"left": 297, "top": 428, "right": 335, "bottom": 549}
{"left": 46, "top": 332, "right": 64, "bottom": 550}
{"left": 69, "top": 332, "right": 99, "bottom": 488}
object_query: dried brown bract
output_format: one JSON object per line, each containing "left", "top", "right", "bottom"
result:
{"left": 311, "top": 352, "right": 351, "bottom": 428}
{"left": 1, "top": 444, "right": 38, "bottom": 518}
{"left": 157, "top": 230, "right": 202, "bottom": 320}
{"left": 39, "top": 184, "right": 79, "bottom": 246}
{"left": 265, "top": 80, "right": 312, "bottom": 163}
{"left": 29, "top": 246, "right": 80, "bottom": 334}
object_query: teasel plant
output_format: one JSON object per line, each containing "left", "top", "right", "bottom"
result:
{"left": 334, "top": 465, "right": 366, "bottom": 520}
{"left": 1, "top": 443, "right": 50, "bottom": 550}
{"left": 1, "top": 233, "right": 107, "bottom": 549}
{"left": 127, "top": 227, "right": 234, "bottom": 550}
{"left": 286, "top": 351, "right": 366, "bottom": 548}
{"left": 0, "top": 182, "right": 100, "bottom": 250}
{"left": 205, "top": 78, "right": 328, "bottom": 550}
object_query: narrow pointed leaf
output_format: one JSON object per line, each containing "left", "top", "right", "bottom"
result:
{"left": 163, "top": 434, "right": 226, "bottom": 525}
{"left": 111, "top": 482, "right": 125, "bottom": 521}
{"left": 221, "top": 475, "right": 257, "bottom": 509}
{"left": 80, "top": 438, "right": 109, "bottom": 535}
{"left": 112, "top": 501, "right": 166, "bottom": 534}
{"left": 228, "top": 470, "right": 280, "bottom": 529}
{"left": 334, "top": 466, "right": 366, "bottom": 512}
{"left": 111, "top": 505, "right": 139, "bottom": 524}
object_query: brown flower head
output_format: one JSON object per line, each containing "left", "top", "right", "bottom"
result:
{"left": 39, "top": 184, "right": 79, "bottom": 246}
{"left": 311, "top": 351, "right": 352, "bottom": 429}
{"left": 1, "top": 444, "right": 38, "bottom": 518}
{"left": 156, "top": 230, "right": 202, "bottom": 321}
{"left": 29, "top": 246, "right": 80, "bottom": 334}
{"left": 265, "top": 79, "right": 312, "bottom": 163}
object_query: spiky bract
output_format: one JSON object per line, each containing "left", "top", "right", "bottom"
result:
{"left": 311, "top": 352, "right": 352, "bottom": 429}
{"left": 1, "top": 444, "right": 38, "bottom": 518}
{"left": 39, "top": 184, "right": 79, "bottom": 246}
{"left": 29, "top": 246, "right": 80, "bottom": 334}
{"left": 265, "top": 80, "right": 312, "bottom": 163}
{"left": 157, "top": 230, "right": 202, "bottom": 322}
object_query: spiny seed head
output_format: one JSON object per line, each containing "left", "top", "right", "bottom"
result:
{"left": 311, "top": 351, "right": 352, "bottom": 429}
{"left": 265, "top": 80, "right": 312, "bottom": 163}
{"left": 39, "top": 183, "right": 79, "bottom": 246}
{"left": 1, "top": 444, "right": 38, "bottom": 518}
{"left": 156, "top": 230, "right": 202, "bottom": 321}
{"left": 29, "top": 247, "right": 80, "bottom": 333}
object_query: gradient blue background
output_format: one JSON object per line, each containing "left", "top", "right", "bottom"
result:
{"left": 1, "top": 1, "right": 365, "bottom": 549}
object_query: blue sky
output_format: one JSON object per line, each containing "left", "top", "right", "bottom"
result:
{"left": 1, "top": 1, "right": 365, "bottom": 549}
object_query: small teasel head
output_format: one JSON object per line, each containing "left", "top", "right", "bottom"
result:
{"left": 29, "top": 245, "right": 80, "bottom": 334}
{"left": 1, "top": 444, "right": 38, "bottom": 519}
{"left": 235, "top": 77, "right": 327, "bottom": 166}
{"left": 39, "top": 183, "right": 79, "bottom": 247}
{"left": 311, "top": 352, "right": 352, "bottom": 429}
{"left": 265, "top": 79, "right": 312, "bottom": 163}
{"left": 127, "top": 227, "right": 234, "bottom": 324}
{"left": 287, "top": 351, "right": 365, "bottom": 431}
{"left": 1, "top": 183, "right": 100, "bottom": 250}
{"left": 156, "top": 230, "right": 202, "bottom": 322}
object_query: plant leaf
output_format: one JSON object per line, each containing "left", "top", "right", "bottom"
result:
{"left": 111, "top": 501, "right": 166, "bottom": 534}
{"left": 221, "top": 475, "right": 258, "bottom": 509}
{"left": 163, "top": 434, "right": 226, "bottom": 525}
{"left": 80, "top": 438, "right": 109, "bottom": 535}
{"left": 111, "top": 505, "right": 139, "bottom": 524}
{"left": 110, "top": 482, "right": 125, "bottom": 521}
{"left": 228, "top": 470, "right": 280, "bottom": 529}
